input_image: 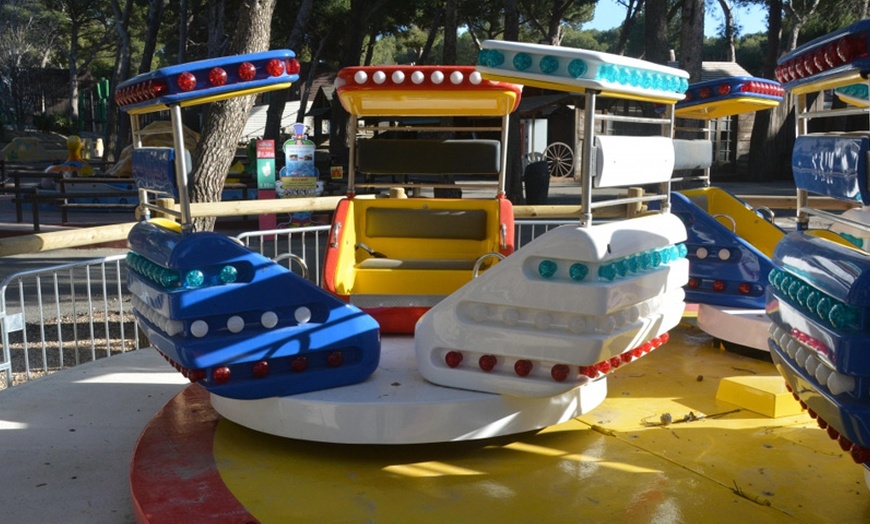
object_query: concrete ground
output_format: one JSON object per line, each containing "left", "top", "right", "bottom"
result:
{"left": 0, "top": 349, "right": 188, "bottom": 523}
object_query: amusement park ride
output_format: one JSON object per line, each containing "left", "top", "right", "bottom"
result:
{"left": 669, "top": 75, "right": 787, "bottom": 354}
{"left": 116, "top": 18, "right": 870, "bottom": 519}
{"left": 767, "top": 17, "right": 870, "bottom": 489}
{"left": 117, "top": 43, "right": 690, "bottom": 444}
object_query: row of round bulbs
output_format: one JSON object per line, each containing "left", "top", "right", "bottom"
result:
{"left": 768, "top": 268, "right": 860, "bottom": 330}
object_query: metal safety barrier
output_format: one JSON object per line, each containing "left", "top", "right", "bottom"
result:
{"left": 0, "top": 254, "right": 140, "bottom": 389}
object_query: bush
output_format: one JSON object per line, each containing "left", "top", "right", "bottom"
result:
{"left": 33, "top": 112, "right": 75, "bottom": 135}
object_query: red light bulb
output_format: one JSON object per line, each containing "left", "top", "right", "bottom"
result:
{"left": 252, "top": 360, "right": 269, "bottom": 378}
{"left": 285, "top": 58, "right": 301, "bottom": 75}
{"left": 712, "top": 280, "right": 726, "bottom": 292}
{"left": 327, "top": 351, "right": 344, "bottom": 367}
{"left": 850, "top": 445, "right": 870, "bottom": 464}
{"left": 445, "top": 351, "right": 463, "bottom": 368}
{"left": 699, "top": 87, "right": 712, "bottom": 99}
{"left": 152, "top": 79, "right": 168, "bottom": 97}
{"left": 717, "top": 83, "right": 731, "bottom": 96}
{"left": 209, "top": 67, "right": 228, "bottom": 86}
{"left": 551, "top": 364, "right": 570, "bottom": 382}
{"left": 580, "top": 366, "right": 598, "bottom": 379}
{"left": 238, "top": 62, "right": 256, "bottom": 81}
{"left": 213, "top": 366, "right": 231, "bottom": 384}
{"left": 479, "top": 354, "right": 497, "bottom": 372}
{"left": 290, "top": 356, "right": 307, "bottom": 372}
{"left": 177, "top": 71, "right": 197, "bottom": 91}
{"left": 738, "top": 282, "right": 752, "bottom": 295}
{"left": 514, "top": 359, "right": 533, "bottom": 377}
{"left": 838, "top": 434, "right": 854, "bottom": 452}
{"left": 266, "top": 58, "right": 285, "bottom": 77}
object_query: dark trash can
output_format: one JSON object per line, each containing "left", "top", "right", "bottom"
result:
{"left": 524, "top": 160, "right": 550, "bottom": 205}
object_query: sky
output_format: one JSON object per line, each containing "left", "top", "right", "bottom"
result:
{"left": 587, "top": 0, "right": 769, "bottom": 38}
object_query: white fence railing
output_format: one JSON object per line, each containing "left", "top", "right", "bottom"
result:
{"left": 0, "top": 220, "right": 572, "bottom": 389}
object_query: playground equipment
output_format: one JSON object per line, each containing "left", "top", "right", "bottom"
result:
{"left": 669, "top": 76, "right": 785, "bottom": 353}
{"left": 321, "top": 65, "right": 519, "bottom": 334}
{"left": 116, "top": 50, "right": 381, "bottom": 401}
{"left": 44, "top": 135, "right": 94, "bottom": 176}
{"left": 769, "top": 18, "right": 870, "bottom": 488}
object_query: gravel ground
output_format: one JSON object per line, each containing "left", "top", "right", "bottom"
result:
{"left": 1, "top": 309, "right": 141, "bottom": 390}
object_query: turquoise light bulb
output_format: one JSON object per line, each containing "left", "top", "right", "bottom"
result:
{"left": 796, "top": 284, "right": 810, "bottom": 306}
{"left": 599, "top": 264, "right": 617, "bottom": 281}
{"left": 815, "top": 296, "right": 831, "bottom": 319}
{"left": 569, "top": 263, "right": 588, "bottom": 281}
{"left": 805, "top": 290, "right": 819, "bottom": 312}
{"left": 160, "top": 270, "right": 180, "bottom": 288}
{"left": 615, "top": 259, "right": 630, "bottom": 277}
{"left": 568, "top": 59, "right": 587, "bottom": 78}
{"left": 513, "top": 53, "right": 532, "bottom": 71}
{"left": 478, "top": 49, "right": 504, "bottom": 67}
{"left": 539, "top": 55, "right": 559, "bottom": 74}
{"left": 185, "top": 269, "right": 205, "bottom": 288}
{"left": 828, "top": 303, "right": 847, "bottom": 328}
{"left": 538, "top": 259, "right": 557, "bottom": 278}
{"left": 220, "top": 265, "right": 238, "bottom": 284}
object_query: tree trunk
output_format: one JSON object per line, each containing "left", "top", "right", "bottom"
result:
{"left": 105, "top": 0, "right": 133, "bottom": 164}
{"left": 443, "top": 0, "right": 458, "bottom": 64}
{"left": 615, "top": 0, "right": 644, "bottom": 56}
{"left": 296, "top": 36, "right": 328, "bottom": 124}
{"left": 716, "top": 0, "right": 736, "bottom": 61}
{"left": 190, "top": 0, "right": 277, "bottom": 232}
{"left": 748, "top": 0, "right": 789, "bottom": 180}
{"left": 678, "top": 0, "right": 704, "bottom": 79}
{"left": 108, "top": 0, "right": 168, "bottom": 162}
{"left": 67, "top": 23, "right": 79, "bottom": 122}
{"left": 178, "top": 0, "right": 188, "bottom": 63}
{"left": 207, "top": 0, "right": 227, "bottom": 58}
{"left": 644, "top": 0, "right": 670, "bottom": 65}
{"left": 263, "top": 0, "right": 314, "bottom": 142}
{"left": 418, "top": 7, "right": 444, "bottom": 64}
{"left": 504, "top": 0, "right": 523, "bottom": 203}
{"left": 329, "top": 0, "right": 389, "bottom": 186}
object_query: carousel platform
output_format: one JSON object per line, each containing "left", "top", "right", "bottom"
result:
{"left": 2, "top": 315, "right": 868, "bottom": 523}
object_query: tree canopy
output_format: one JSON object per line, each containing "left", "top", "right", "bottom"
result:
{"left": 2, "top": 0, "right": 869, "bottom": 228}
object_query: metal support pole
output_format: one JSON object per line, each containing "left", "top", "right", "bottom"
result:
{"left": 498, "top": 114, "right": 509, "bottom": 197}
{"left": 170, "top": 104, "right": 193, "bottom": 232}
{"left": 579, "top": 91, "right": 598, "bottom": 228}
{"left": 347, "top": 116, "right": 358, "bottom": 196}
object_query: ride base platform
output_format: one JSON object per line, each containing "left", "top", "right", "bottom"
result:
{"left": 130, "top": 316, "right": 870, "bottom": 523}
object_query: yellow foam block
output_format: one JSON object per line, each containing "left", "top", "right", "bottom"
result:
{"left": 715, "top": 375, "right": 804, "bottom": 418}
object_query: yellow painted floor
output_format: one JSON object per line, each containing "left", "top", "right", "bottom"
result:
{"left": 207, "top": 319, "right": 870, "bottom": 523}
